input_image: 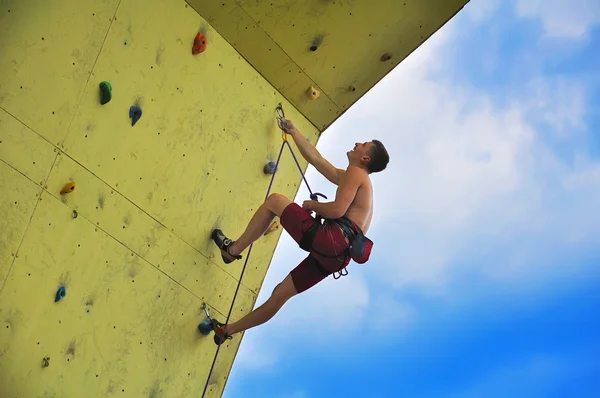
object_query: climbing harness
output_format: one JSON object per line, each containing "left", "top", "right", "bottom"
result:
{"left": 201, "top": 103, "right": 364, "bottom": 397}
{"left": 299, "top": 214, "right": 373, "bottom": 276}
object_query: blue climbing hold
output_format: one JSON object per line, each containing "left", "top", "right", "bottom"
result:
{"left": 198, "top": 319, "right": 213, "bottom": 336}
{"left": 129, "top": 105, "right": 142, "bottom": 126}
{"left": 55, "top": 286, "right": 66, "bottom": 302}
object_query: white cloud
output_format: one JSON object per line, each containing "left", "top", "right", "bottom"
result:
{"left": 463, "top": 0, "right": 502, "bottom": 22}
{"left": 515, "top": 0, "right": 600, "bottom": 38}
{"left": 368, "top": 294, "right": 416, "bottom": 333}
{"left": 233, "top": 329, "right": 279, "bottom": 370}
{"left": 463, "top": 0, "right": 600, "bottom": 39}
{"left": 519, "top": 76, "right": 588, "bottom": 137}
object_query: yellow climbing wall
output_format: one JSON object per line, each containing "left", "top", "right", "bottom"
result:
{"left": 0, "top": 0, "right": 318, "bottom": 396}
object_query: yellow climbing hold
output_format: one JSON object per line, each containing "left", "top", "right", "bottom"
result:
{"left": 306, "top": 85, "right": 320, "bottom": 100}
{"left": 263, "top": 220, "right": 279, "bottom": 236}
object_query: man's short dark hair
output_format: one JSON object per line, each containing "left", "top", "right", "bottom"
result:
{"left": 366, "top": 140, "right": 389, "bottom": 173}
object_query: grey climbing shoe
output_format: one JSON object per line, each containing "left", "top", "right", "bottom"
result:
{"left": 211, "top": 229, "right": 242, "bottom": 264}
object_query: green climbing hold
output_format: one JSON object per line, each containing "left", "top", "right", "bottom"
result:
{"left": 99, "top": 81, "right": 112, "bottom": 105}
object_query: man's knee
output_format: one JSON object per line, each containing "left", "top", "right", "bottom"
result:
{"left": 266, "top": 193, "right": 292, "bottom": 216}
{"left": 267, "top": 193, "right": 287, "bottom": 202}
{"left": 271, "top": 276, "right": 297, "bottom": 303}
{"left": 271, "top": 282, "right": 288, "bottom": 301}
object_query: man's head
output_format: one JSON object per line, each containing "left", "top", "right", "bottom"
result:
{"left": 347, "top": 140, "right": 389, "bottom": 173}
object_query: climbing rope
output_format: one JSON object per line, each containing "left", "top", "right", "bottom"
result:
{"left": 201, "top": 103, "right": 324, "bottom": 398}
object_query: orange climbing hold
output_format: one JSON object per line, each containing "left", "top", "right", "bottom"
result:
{"left": 263, "top": 220, "right": 280, "bottom": 236}
{"left": 192, "top": 32, "right": 207, "bottom": 54}
{"left": 60, "top": 181, "right": 76, "bottom": 195}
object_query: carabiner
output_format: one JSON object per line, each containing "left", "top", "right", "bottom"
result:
{"left": 310, "top": 192, "right": 327, "bottom": 201}
{"left": 276, "top": 103, "right": 289, "bottom": 141}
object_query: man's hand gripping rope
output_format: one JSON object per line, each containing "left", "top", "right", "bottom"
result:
{"left": 275, "top": 103, "right": 327, "bottom": 204}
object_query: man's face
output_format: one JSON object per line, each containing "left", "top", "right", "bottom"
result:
{"left": 348, "top": 141, "right": 373, "bottom": 163}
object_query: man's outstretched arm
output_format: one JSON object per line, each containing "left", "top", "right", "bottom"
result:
{"left": 284, "top": 120, "right": 343, "bottom": 185}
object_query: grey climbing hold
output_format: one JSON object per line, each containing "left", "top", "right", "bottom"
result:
{"left": 310, "top": 35, "right": 324, "bottom": 52}
{"left": 263, "top": 161, "right": 277, "bottom": 175}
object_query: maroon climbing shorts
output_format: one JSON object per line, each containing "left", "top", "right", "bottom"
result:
{"left": 280, "top": 202, "right": 351, "bottom": 293}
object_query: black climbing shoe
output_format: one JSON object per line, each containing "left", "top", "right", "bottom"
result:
{"left": 211, "top": 319, "right": 232, "bottom": 345}
{"left": 211, "top": 229, "right": 242, "bottom": 264}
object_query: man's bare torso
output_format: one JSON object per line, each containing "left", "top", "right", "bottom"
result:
{"left": 336, "top": 168, "right": 373, "bottom": 233}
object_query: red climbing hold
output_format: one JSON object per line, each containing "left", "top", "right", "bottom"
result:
{"left": 192, "top": 32, "right": 207, "bottom": 54}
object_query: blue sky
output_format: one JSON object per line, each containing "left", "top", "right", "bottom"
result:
{"left": 224, "top": 1, "right": 600, "bottom": 397}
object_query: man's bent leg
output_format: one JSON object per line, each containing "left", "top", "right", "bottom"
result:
{"left": 228, "top": 193, "right": 292, "bottom": 256}
{"left": 223, "top": 254, "right": 327, "bottom": 337}
{"left": 225, "top": 273, "right": 298, "bottom": 335}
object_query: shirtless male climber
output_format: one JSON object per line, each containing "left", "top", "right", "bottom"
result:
{"left": 210, "top": 119, "right": 389, "bottom": 345}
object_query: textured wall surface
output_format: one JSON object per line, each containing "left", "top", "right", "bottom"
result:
{"left": 0, "top": 0, "right": 317, "bottom": 396}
